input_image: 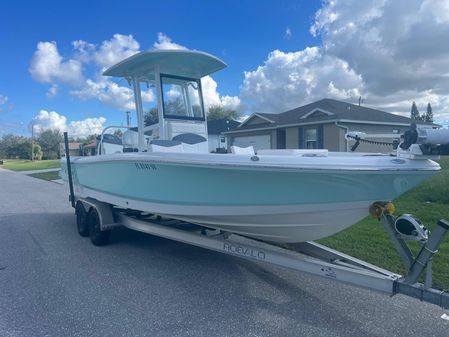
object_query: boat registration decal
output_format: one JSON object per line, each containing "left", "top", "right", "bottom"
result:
{"left": 134, "top": 163, "right": 157, "bottom": 171}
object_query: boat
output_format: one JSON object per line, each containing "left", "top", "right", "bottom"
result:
{"left": 61, "top": 49, "right": 444, "bottom": 243}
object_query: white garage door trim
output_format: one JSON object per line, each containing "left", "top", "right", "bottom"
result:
{"left": 232, "top": 134, "right": 271, "bottom": 151}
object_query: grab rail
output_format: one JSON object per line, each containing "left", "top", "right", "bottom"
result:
{"left": 98, "top": 125, "right": 134, "bottom": 155}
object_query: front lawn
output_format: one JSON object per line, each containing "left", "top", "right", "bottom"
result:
{"left": 1, "top": 159, "right": 60, "bottom": 171}
{"left": 29, "top": 171, "right": 61, "bottom": 181}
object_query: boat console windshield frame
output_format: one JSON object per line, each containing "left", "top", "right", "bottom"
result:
{"left": 160, "top": 73, "right": 206, "bottom": 122}
{"left": 102, "top": 50, "right": 227, "bottom": 152}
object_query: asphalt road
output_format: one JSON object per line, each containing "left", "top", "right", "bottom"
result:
{"left": 0, "top": 167, "right": 448, "bottom": 337}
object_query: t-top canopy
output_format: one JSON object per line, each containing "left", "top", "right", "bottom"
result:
{"left": 103, "top": 49, "right": 227, "bottom": 80}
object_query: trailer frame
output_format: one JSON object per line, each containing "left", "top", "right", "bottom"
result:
{"left": 73, "top": 197, "right": 449, "bottom": 309}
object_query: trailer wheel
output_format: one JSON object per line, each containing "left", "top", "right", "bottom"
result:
{"left": 87, "top": 207, "right": 111, "bottom": 246}
{"left": 75, "top": 201, "right": 89, "bottom": 237}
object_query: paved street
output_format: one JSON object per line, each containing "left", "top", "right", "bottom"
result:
{"left": 0, "top": 167, "right": 448, "bottom": 337}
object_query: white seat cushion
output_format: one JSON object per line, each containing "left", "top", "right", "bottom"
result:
{"left": 149, "top": 143, "right": 184, "bottom": 153}
{"left": 230, "top": 145, "right": 255, "bottom": 155}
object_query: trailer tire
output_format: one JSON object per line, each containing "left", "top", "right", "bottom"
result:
{"left": 75, "top": 201, "right": 89, "bottom": 237}
{"left": 87, "top": 207, "right": 111, "bottom": 246}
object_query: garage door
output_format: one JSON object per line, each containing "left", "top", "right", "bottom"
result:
{"left": 232, "top": 134, "right": 271, "bottom": 151}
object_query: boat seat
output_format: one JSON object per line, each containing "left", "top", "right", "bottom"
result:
{"left": 122, "top": 129, "right": 139, "bottom": 147}
{"left": 123, "top": 148, "right": 139, "bottom": 152}
{"left": 149, "top": 139, "right": 184, "bottom": 153}
{"left": 230, "top": 145, "right": 255, "bottom": 155}
{"left": 172, "top": 133, "right": 208, "bottom": 153}
{"left": 172, "top": 133, "right": 207, "bottom": 144}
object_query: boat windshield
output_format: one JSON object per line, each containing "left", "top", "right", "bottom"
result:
{"left": 161, "top": 74, "right": 205, "bottom": 121}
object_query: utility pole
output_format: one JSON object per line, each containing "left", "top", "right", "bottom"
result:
{"left": 126, "top": 111, "right": 131, "bottom": 126}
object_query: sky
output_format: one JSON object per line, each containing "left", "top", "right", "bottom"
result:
{"left": 1, "top": 0, "right": 449, "bottom": 138}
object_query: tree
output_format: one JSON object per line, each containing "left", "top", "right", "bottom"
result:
{"left": 8, "top": 141, "right": 32, "bottom": 159}
{"left": 410, "top": 101, "right": 420, "bottom": 120}
{"left": 0, "top": 134, "right": 33, "bottom": 159}
{"left": 424, "top": 103, "right": 434, "bottom": 123}
{"left": 0, "top": 134, "right": 15, "bottom": 158}
{"left": 37, "top": 129, "right": 63, "bottom": 159}
{"left": 113, "top": 129, "right": 123, "bottom": 137}
{"left": 144, "top": 107, "right": 159, "bottom": 126}
{"left": 207, "top": 105, "right": 239, "bottom": 121}
{"left": 32, "top": 143, "right": 43, "bottom": 160}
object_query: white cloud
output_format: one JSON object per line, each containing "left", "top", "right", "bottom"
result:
{"left": 71, "top": 76, "right": 155, "bottom": 112}
{"left": 29, "top": 41, "right": 84, "bottom": 86}
{"left": 67, "top": 34, "right": 142, "bottom": 111}
{"left": 201, "top": 76, "right": 241, "bottom": 112}
{"left": 153, "top": 33, "right": 241, "bottom": 112}
{"left": 308, "top": 0, "right": 449, "bottom": 120}
{"left": 93, "top": 34, "right": 140, "bottom": 68}
{"left": 46, "top": 85, "right": 58, "bottom": 98}
{"left": 30, "top": 33, "right": 240, "bottom": 115}
{"left": 241, "top": 48, "right": 362, "bottom": 112}
{"left": 71, "top": 77, "right": 135, "bottom": 111}
{"left": 72, "top": 35, "right": 140, "bottom": 69}
{"left": 153, "top": 32, "right": 187, "bottom": 50}
{"left": 240, "top": 0, "right": 449, "bottom": 122}
{"left": 284, "top": 27, "right": 292, "bottom": 40}
{"left": 68, "top": 33, "right": 179, "bottom": 111}
{"left": 31, "top": 110, "right": 106, "bottom": 137}
{"left": 0, "top": 95, "right": 8, "bottom": 105}
{"left": 72, "top": 40, "right": 96, "bottom": 63}
{"left": 0, "top": 94, "right": 8, "bottom": 112}
{"left": 68, "top": 117, "right": 107, "bottom": 137}
{"left": 31, "top": 110, "right": 67, "bottom": 133}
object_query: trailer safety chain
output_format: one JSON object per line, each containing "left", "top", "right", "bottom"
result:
{"left": 346, "top": 135, "right": 396, "bottom": 152}
{"left": 346, "top": 135, "right": 394, "bottom": 146}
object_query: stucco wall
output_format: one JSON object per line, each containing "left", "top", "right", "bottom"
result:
{"left": 285, "top": 127, "right": 299, "bottom": 149}
{"left": 323, "top": 124, "right": 341, "bottom": 151}
{"left": 270, "top": 129, "right": 277, "bottom": 149}
{"left": 208, "top": 134, "right": 229, "bottom": 152}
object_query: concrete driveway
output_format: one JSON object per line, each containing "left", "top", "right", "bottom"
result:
{"left": 0, "top": 167, "right": 448, "bottom": 337}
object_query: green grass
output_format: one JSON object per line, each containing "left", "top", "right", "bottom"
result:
{"left": 29, "top": 170, "right": 61, "bottom": 181}
{"left": 1, "top": 159, "right": 60, "bottom": 171}
{"left": 319, "top": 156, "right": 449, "bottom": 289}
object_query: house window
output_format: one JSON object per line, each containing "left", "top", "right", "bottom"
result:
{"left": 220, "top": 136, "right": 225, "bottom": 143}
{"left": 305, "top": 128, "right": 317, "bottom": 149}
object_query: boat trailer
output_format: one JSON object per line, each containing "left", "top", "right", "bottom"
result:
{"left": 63, "top": 133, "right": 449, "bottom": 309}
{"left": 72, "top": 196, "right": 449, "bottom": 309}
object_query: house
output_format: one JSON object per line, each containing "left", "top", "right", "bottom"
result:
{"left": 225, "top": 98, "right": 439, "bottom": 153}
{"left": 207, "top": 118, "right": 240, "bottom": 152}
{"left": 82, "top": 141, "right": 97, "bottom": 156}
{"left": 59, "top": 142, "right": 82, "bottom": 157}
